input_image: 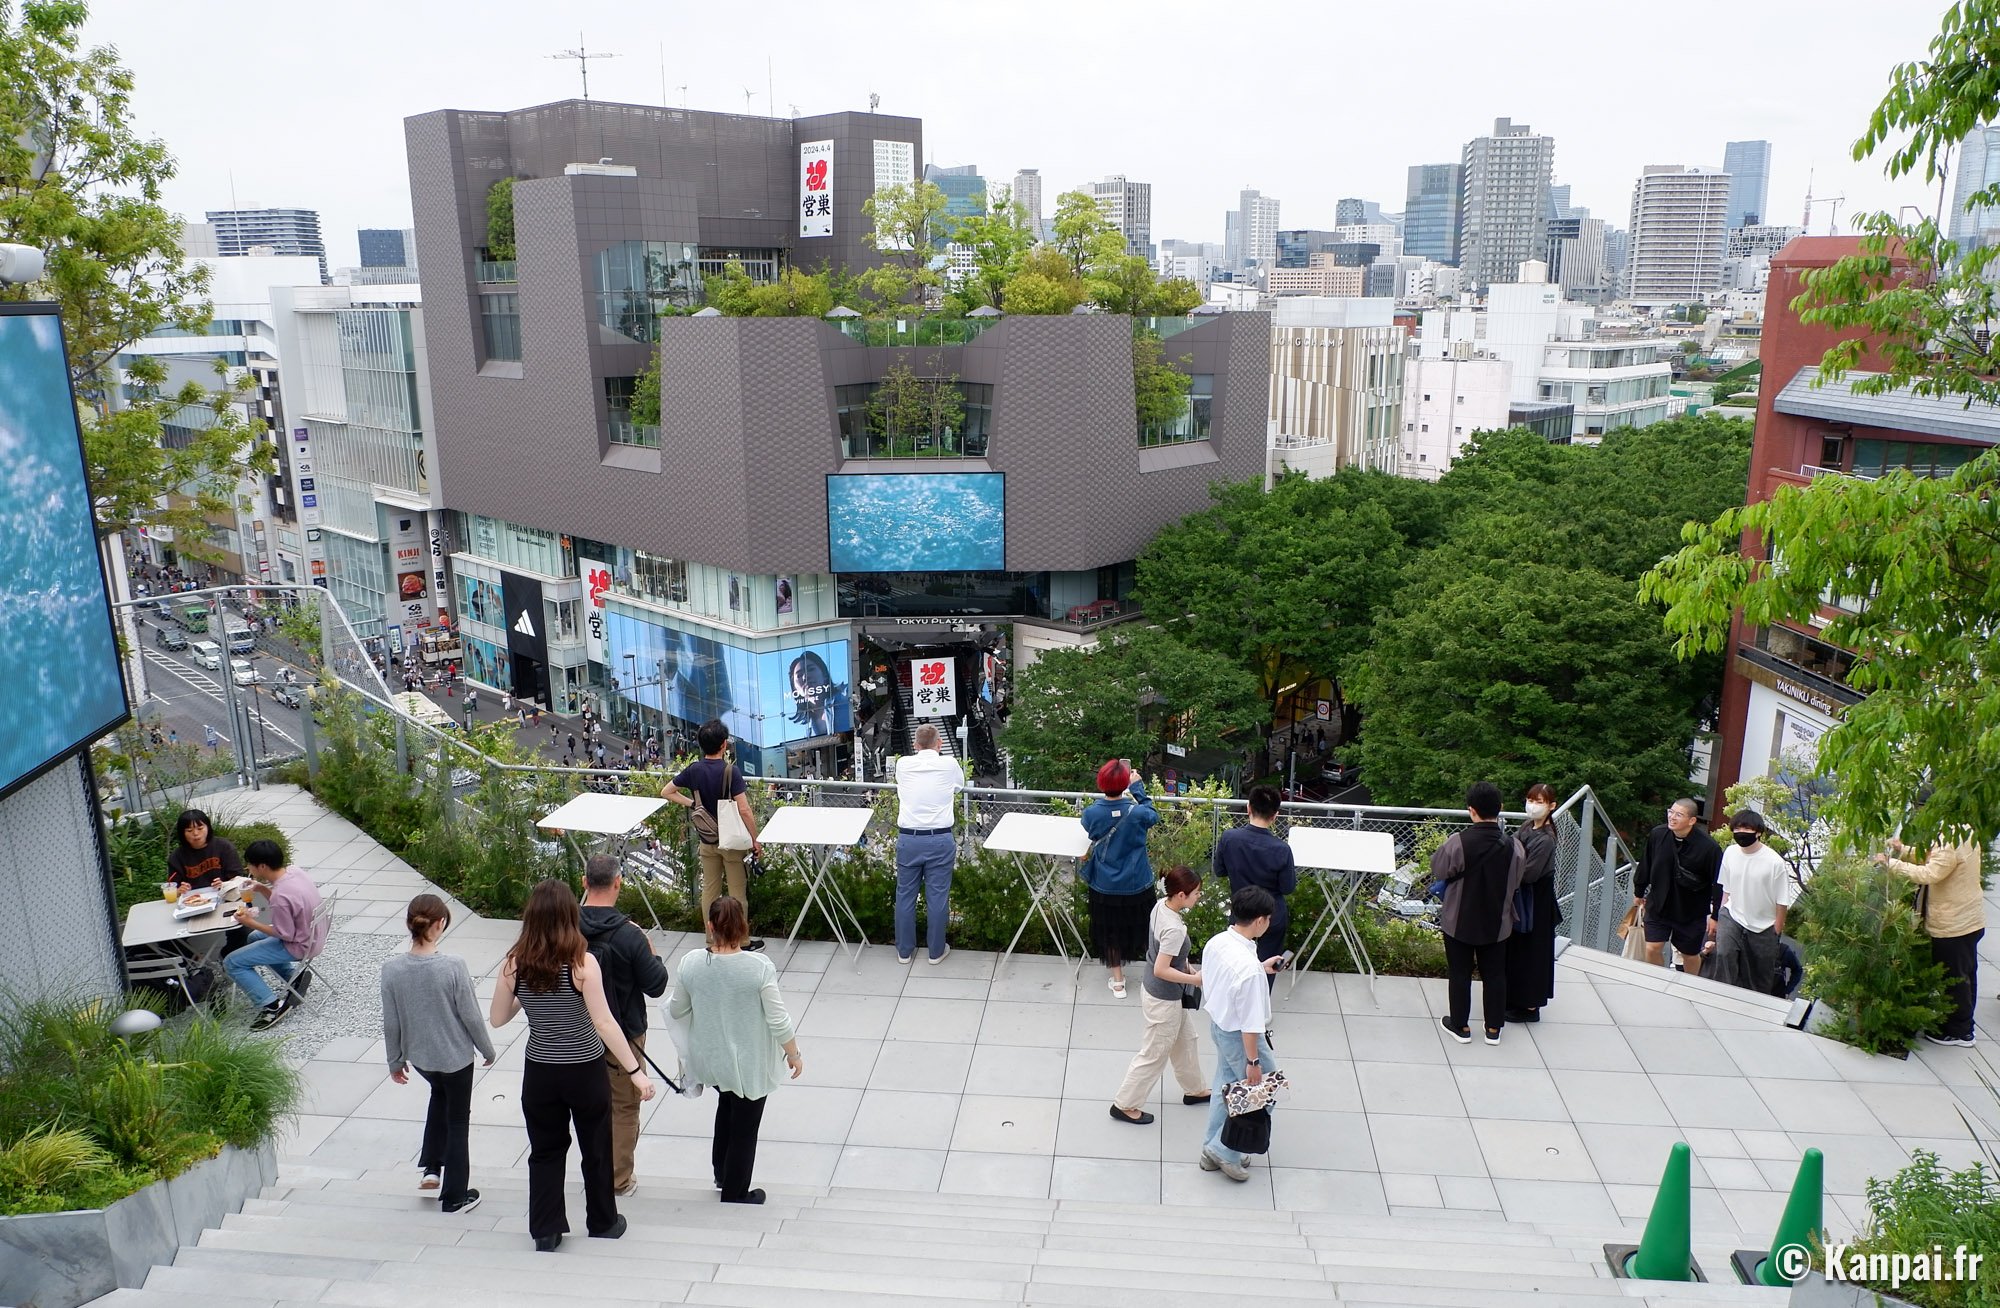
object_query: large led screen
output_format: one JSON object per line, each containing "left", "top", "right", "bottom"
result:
{"left": 827, "top": 472, "right": 1005, "bottom": 573}
{"left": 0, "top": 305, "right": 129, "bottom": 797}
{"left": 604, "top": 611, "right": 853, "bottom": 747}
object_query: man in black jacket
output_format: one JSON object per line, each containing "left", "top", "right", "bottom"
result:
{"left": 1633, "top": 798, "right": 1724, "bottom": 976}
{"left": 1431, "top": 781, "right": 1526, "bottom": 1045}
{"left": 580, "top": 854, "right": 669, "bottom": 1197}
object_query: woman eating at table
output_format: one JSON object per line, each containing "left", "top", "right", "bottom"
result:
{"left": 168, "top": 808, "right": 245, "bottom": 891}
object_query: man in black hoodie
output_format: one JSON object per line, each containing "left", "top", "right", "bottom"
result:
{"left": 1633, "top": 798, "right": 1724, "bottom": 976}
{"left": 1432, "top": 781, "right": 1526, "bottom": 1046}
{"left": 580, "top": 854, "right": 670, "bottom": 1197}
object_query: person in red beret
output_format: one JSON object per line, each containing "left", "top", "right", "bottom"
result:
{"left": 1080, "top": 759, "right": 1161, "bottom": 998}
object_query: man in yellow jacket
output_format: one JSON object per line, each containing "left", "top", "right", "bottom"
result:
{"left": 1875, "top": 835, "right": 1986, "bottom": 1047}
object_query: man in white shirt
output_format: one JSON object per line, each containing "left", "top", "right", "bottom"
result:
{"left": 894, "top": 724, "right": 964, "bottom": 964}
{"left": 1712, "top": 809, "right": 1799, "bottom": 994}
{"left": 1199, "top": 885, "right": 1282, "bottom": 1182}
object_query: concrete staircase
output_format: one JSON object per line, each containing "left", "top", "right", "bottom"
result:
{"left": 87, "top": 1161, "right": 1797, "bottom": 1308}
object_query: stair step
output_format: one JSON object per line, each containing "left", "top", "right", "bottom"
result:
{"left": 85, "top": 1291, "right": 277, "bottom": 1308}
{"left": 144, "top": 1265, "right": 337, "bottom": 1302}
{"left": 681, "top": 1283, "right": 993, "bottom": 1308}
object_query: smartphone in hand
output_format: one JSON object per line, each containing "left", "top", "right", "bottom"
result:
{"left": 1272, "top": 951, "right": 1295, "bottom": 972}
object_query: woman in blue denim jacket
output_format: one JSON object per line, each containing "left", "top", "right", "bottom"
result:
{"left": 1080, "top": 759, "right": 1162, "bottom": 998}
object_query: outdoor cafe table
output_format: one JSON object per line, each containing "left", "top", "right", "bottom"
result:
{"left": 1286, "top": 827, "right": 1398, "bottom": 999}
{"left": 123, "top": 887, "right": 245, "bottom": 960}
{"left": 537, "top": 792, "right": 671, "bottom": 928}
{"left": 982, "top": 812, "right": 1092, "bottom": 974}
{"left": 761, "top": 805, "right": 873, "bottom": 967}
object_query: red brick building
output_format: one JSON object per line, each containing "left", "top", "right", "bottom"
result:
{"left": 1709, "top": 237, "right": 1997, "bottom": 805}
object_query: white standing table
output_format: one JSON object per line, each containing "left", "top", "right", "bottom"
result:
{"left": 538, "top": 793, "right": 672, "bottom": 928}
{"left": 983, "top": 812, "right": 1092, "bottom": 973}
{"left": 123, "top": 896, "right": 242, "bottom": 951}
{"left": 1286, "top": 828, "right": 1398, "bottom": 999}
{"left": 761, "top": 805, "right": 874, "bottom": 966}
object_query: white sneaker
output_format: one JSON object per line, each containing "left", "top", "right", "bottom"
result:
{"left": 928, "top": 946, "right": 952, "bottom": 966}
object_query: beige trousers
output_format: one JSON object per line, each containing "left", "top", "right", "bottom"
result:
{"left": 698, "top": 844, "right": 748, "bottom": 917}
{"left": 604, "top": 1032, "right": 646, "bottom": 1191}
{"left": 1112, "top": 989, "right": 1206, "bottom": 1111}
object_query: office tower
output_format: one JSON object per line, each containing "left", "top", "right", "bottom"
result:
{"left": 1405, "top": 163, "right": 1462, "bottom": 264}
{"left": 1948, "top": 127, "right": 2000, "bottom": 250}
{"left": 1624, "top": 165, "right": 1732, "bottom": 307}
{"left": 1275, "top": 229, "right": 1339, "bottom": 269}
{"left": 1234, "top": 188, "right": 1280, "bottom": 267}
{"left": 1721, "top": 140, "right": 1772, "bottom": 228}
{"left": 358, "top": 228, "right": 418, "bottom": 269}
{"left": 925, "top": 163, "right": 986, "bottom": 218}
{"left": 1335, "top": 198, "right": 1365, "bottom": 226}
{"left": 1458, "top": 118, "right": 1556, "bottom": 290}
{"left": 1012, "top": 168, "right": 1045, "bottom": 240}
{"left": 1090, "top": 175, "right": 1153, "bottom": 259}
{"left": 1545, "top": 215, "right": 1607, "bottom": 301}
{"left": 206, "top": 207, "right": 328, "bottom": 281}
{"left": 1547, "top": 184, "right": 1573, "bottom": 221}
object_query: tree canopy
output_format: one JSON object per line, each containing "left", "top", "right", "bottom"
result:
{"left": 1001, "top": 625, "right": 1262, "bottom": 791}
{"left": 1641, "top": 0, "right": 2000, "bottom": 849}
{"left": 0, "top": 0, "right": 265, "bottom": 550}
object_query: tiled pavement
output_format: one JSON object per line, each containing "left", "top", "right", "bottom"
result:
{"left": 217, "top": 785, "right": 2000, "bottom": 1241}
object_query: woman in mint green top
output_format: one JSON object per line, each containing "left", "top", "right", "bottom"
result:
{"left": 668, "top": 895, "right": 802, "bottom": 1205}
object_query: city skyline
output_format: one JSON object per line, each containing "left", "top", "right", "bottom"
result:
{"left": 86, "top": 0, "right": 1938, "bottom": 271}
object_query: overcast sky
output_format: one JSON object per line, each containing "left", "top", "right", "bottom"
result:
{"left": 88, "top": 0, "right": 1948, "bottom": 270}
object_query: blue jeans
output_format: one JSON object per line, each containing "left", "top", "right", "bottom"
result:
{"left": 894, "top": 832, "right": 956, "bottom": 960}
{"left": 1203, "top": 1022, "right": 1278, "bottom": 1168}
{"left": 225, "top": 933, "right": 297, "bottom": 1008}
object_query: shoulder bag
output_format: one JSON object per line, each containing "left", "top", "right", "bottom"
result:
{"left": 715, "top": 761, "right": 753, "bottom": 852}
{"left": 1077, "top": 805, "right": 1127, "bottom": 887}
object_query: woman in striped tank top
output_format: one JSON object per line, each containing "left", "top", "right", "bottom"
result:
{"left": 491, "top": 880, "right": 655, "bottom": 1252}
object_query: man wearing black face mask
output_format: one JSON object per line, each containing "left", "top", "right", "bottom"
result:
{"left": 1712, "top": 810, "right": 1797, "bottom": 994}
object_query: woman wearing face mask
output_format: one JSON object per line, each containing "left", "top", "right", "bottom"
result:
{"left": 1503, "top": 783, "right": 1563, "bottom": 1024}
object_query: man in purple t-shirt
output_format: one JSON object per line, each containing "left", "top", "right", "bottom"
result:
{"left": 225, "top": 838, "right": 327, "bottom": 1030}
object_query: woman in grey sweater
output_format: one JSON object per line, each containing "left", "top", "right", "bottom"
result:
{"left": 380, "top": 894, "right": 496, "bottom": 1212}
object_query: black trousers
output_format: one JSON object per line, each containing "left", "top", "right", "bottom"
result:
{"left": 1932, "top": 929, "right": 1983, "bottom": 1041}
{"left": 1443, "top": 934, "right": 1508, "bottom": 1032}
{"left": 521, "top": 1058, "right": 617, "bottom": 1239}
{"left": 712, "top": 1090, "right": 769, "bottom": 1202}
{"left": 415, "top": 1063, "right": 474, "bottom": 1206}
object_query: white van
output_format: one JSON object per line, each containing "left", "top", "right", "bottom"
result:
{"left": 189, "top": 640, "right": 223, "bottom": 671}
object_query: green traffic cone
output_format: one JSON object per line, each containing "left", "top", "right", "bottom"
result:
{"left": 1757, "top": 1147, "right": 1825, "bottom": 1286}
{"left": 1628, "top": 1141, "right": 1695, "bottom": 1281}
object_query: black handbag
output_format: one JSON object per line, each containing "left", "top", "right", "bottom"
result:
{"left": 1219, "top": 1105, "right": 1272, "bottom": 1155}
{"left": 1512, "top": 885, "right": 1535, "bottom": 934}
{"left": 1179, "top": 984, "right": 1202, "bottom": 1011}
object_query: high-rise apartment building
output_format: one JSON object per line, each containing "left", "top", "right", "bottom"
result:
{"left": 1011, "top": 168, "right": 1045, "bottom": 240}
{"left": 358, "top": 228, "right": 418, "bottom": 269}
{"left": 1625, "top": 165, "right": 1733, "bottom": 308}
{"left": 1948, "top": 127, "right": 2000, "bottom": 251}
{"left": 1457, "top": 119, "right": 1555, "bottom": 290}
{"left": 1721, "top": 140, "right": 1772, "bottom": 228}
{"left": 1233, "top": 188, "right": 1280, "bottom": 267}
{"left": 1090, "top": 175, "right": 1152, "bottom": 259}
{"left": 1404, "top": 164, "right": 1462, "bottom": 264}
{"left": 206, "top": 207, "right": 328, "bottom": 282}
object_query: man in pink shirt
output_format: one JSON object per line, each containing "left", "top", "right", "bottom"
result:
{"left": 225, "top": 838, "right": 327, "bottom": 1030}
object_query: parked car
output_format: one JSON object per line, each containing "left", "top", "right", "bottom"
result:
{"left": 153, "top": 626, "right": 189, "bottom": 651}
{"left": 230, "top": 658, "right": 263, "bottom": 686}
{"left": 189, "top": 640, "right": 222, "bottom": 670}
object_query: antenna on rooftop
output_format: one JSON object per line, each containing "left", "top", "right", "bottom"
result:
{"left": 550, "top": 33, "right": 618, "bottom": 101}
{"left": 743, "top": 87, "right": 756, "bottom": 114}
{"left": 869, "top": 92, "right": 880, "bottom": 113}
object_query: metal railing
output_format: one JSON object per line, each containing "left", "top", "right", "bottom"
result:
{"left": 475, "top": 260, "right": 518, "bottom": 284}
{"left": 833, "top": 317, "right": 997, "bottom": 347}
{"left": 606, "top": 419, "right": 662, "bottom": 449}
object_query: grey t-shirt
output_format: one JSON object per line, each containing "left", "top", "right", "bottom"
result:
{"left": 1139, "top": 899, "right": 1193, "bottom": 1003}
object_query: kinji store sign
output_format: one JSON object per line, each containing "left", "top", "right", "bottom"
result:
{"left": 799, "top": 139, "right": 833, "bottom": 238}
{"left": 910, "top": 656, "right": 956, "bottom": 718}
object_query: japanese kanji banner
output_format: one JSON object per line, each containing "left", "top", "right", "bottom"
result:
{"left": 800, "top": 140, "right": 833, "bottom": 238}
{"left": 909, "top": 656, "right": 957, "bottom": 719}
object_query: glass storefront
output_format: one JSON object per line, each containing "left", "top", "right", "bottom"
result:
{"left": 838, "top": 571, "right": 1051, "bottom": 619}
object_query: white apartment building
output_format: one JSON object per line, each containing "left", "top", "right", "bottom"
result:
{"left": 1012, "top": 168, "right": 1046, "bottom": 241}
{"left": 1235, "top": 188, "right": 1280, "bottom": 267}
{"left": 1459, "top": 118, "right": 1556, "bottom": 290}
{"left": 1625, "top": 165, "right": 1733, "bottom": 308}
{"left": 1333, "top": 223, "right": 1402, "bottom": 260}
{"left": 1266, "top": 298, "right": 1405, "bottom": 480}
{"left": 1268, "top": 257, "right": 1365, "bottom": 297}
{"left": 1090, "top": 174, "right": 1153, "bottom": 259}
{"left": 1401, "top": 355, "right": 1512, "bottom": 480}
{"left": 1536, "top": 340, "right": 1674, "bottom": 441}
{"left": 1401, "top": 260, "right": 1463, "bottom": 303}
